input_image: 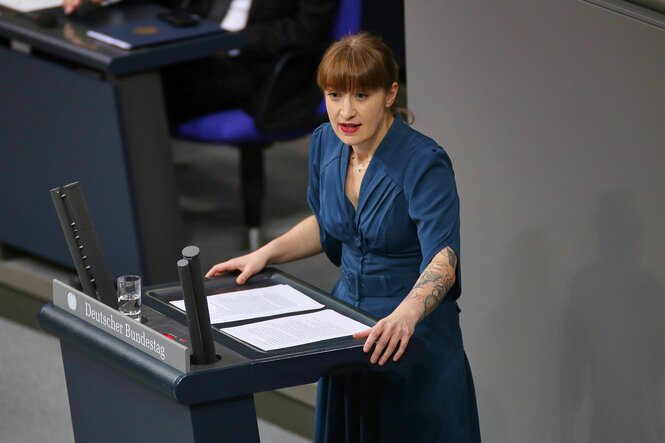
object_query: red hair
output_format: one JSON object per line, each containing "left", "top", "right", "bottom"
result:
{"left": 317, "top": 32, "right": 399, "bottom": 94}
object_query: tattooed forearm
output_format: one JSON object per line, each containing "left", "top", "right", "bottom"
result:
{"left": 446, "top": 247, "right": 457, "bottom": 268}
{"left": 421, "top": 273, "right": 455, "bottom": 316}
{"left": 407, "top": 247, "right": 457, "bottom": 319}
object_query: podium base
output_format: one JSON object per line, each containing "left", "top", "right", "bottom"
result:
{"left": 61, "top": 344, "right": 259, "bottom": 443}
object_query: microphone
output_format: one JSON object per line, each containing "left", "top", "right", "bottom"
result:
{"left": 177, "top": 246, "right": 217, "bottom": 365}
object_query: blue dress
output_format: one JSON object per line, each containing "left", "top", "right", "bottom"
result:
{"left": 308, "top": 118, "right": 481, "bottom": 443}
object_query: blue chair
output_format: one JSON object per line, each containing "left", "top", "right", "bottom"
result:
{"left": 175, "top": 0, "right": 361, "bottom": 251}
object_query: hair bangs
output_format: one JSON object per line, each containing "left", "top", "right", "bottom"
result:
{"left": 317, "top": 40, "right": 391, "bottom": 93}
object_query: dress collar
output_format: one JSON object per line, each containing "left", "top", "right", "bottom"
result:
{"left": 338, "top": 117, "right": 411, "bottom": 222}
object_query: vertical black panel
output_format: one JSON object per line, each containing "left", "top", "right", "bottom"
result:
{"left": 362, "top": 0, "right": 407, "bottom": 79}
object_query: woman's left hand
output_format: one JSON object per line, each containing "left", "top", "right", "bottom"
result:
{"left": 353, "top": 303, "right": 421, "bottom": 366}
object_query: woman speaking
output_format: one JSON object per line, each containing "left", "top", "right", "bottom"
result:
{"left": 207, "top": 32, "right": 481, "bottom": 443}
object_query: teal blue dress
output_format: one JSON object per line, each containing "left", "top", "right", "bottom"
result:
{"left": 308, "top": 118, "right": 481, "bottom": 443}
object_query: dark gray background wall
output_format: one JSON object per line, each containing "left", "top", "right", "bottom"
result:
{"left": 404, "top": 1, "right": 665, "bottom": 442}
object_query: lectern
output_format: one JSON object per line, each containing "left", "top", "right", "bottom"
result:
{"left": 38, "top": 269, "right": 418, "bottom": 442}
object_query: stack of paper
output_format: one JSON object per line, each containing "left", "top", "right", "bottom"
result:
{"left": 170, "top": 284, "right": 369, "bottom": 351}
{"left": 0, "top": 0, "right": 62, "bottom": 12}
{"left": 222, "top": 309, "right": 369, "bottom": 351}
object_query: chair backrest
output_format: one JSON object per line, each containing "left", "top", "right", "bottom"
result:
{"left": 330, "top": 0, "right": 362, "bottom": 40}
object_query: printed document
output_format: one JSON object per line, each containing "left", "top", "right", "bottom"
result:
{"left": 0, "top": 0, "right": 61, "bottom": 12}
{"left": 221, "top": 309, "right": 370, "bottom": 351}
{"left": 170, "top": 284, "right": 324, "bottom": 324}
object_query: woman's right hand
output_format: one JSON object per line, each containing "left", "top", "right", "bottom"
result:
{"left": 205, "top": 249, "right": 270, "bottom": 285}
{"left": 206, "top": 216, "right": 322, "bottom": 285}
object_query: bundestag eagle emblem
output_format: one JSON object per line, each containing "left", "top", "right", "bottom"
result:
{"left": 132, "top": 26, "right": 159, "bottom": 36}
{"left": 67, "top": 292, "right": 77, "bottom": 311}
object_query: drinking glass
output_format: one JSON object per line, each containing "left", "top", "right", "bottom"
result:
{"left": 117, "top": 275, "right": 141, "bottom": 320}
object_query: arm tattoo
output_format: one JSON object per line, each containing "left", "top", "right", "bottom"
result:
{"left": 408, "top": 247, "right": 457, "bottom": 319}
{"left": 446, "top": 247, "right": 457, "bottom": 268}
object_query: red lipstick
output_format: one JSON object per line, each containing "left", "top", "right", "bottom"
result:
{"left": 340, "top": 123, "right": 360, "bottom": 134}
